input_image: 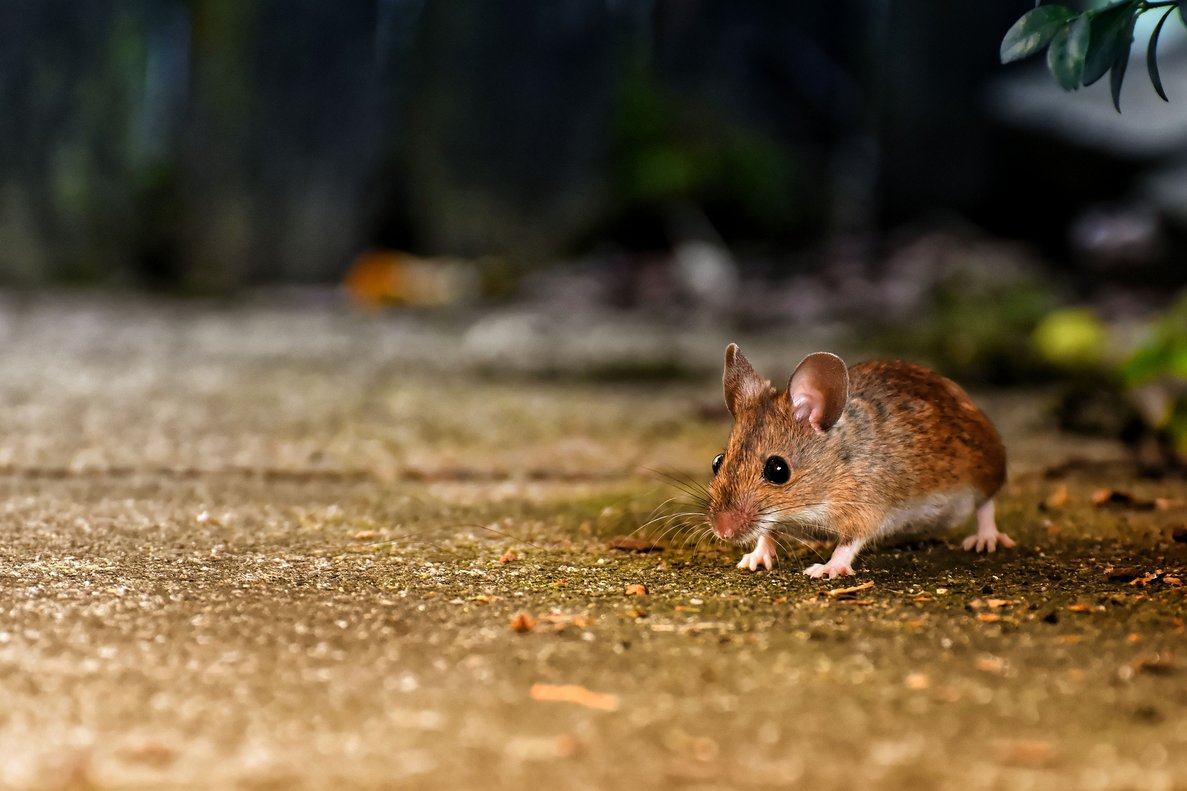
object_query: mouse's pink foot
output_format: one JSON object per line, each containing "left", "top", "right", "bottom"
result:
{"left": 962, "top": 500, "right": 1016, "bottom": 554}
{"left": 737, "top": 533, "right": 778, "bottom": 572}
{"left": 802, "top": 540, "right": 862, "bottom": 580}
{"left": 802, "top": 560, "right": 854, "bottom": 579}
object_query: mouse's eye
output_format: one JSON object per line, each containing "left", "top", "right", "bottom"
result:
{"left": 711, "top": 453, "right": 724, "bottom": 476}
{"left": 762, "top": 456, "right": 791, "bottom": 484}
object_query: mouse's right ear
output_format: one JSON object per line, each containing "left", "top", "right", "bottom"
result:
{"left": 788, "top": 352, "right": 849, "bottom": 432}
{"left": 723, "top": 343, "right": 767, "bottom": 417}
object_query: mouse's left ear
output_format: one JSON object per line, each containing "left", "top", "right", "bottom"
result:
{"left": 788, "top": 352, "right": 849, "bottom": 432}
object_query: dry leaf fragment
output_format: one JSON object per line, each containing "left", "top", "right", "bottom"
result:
{"left": 625, "top": 583, "right": 648, "bottom": 596}
{"left": 1105, "top": 566, "right": 1142, "bottom": 582}
{"left": 498, "top": 549, "right": 518, "bottom": 564}
{"left": 995, "top": 739, "right": 1054, "bottom": 767}
{"left": 975, "top": 655, "right": 1008, "bottom": 674}
{"left": 1043, "top": 484, "right": 1069, "bottom": 509}
{"left": 529, "top": 683, "right": 620, "bottom": 712}
{"left": 1091, "top": 489, "right": 1155, "bottom": 510}
{"left": 823, "top": 581, "right": 874, "bottom": 599}
{"left": 510, "top": 611, "right": 537, "bottom": 633}
{"left": 608, "top": 537, "right": 664, "bottom": 553}
{"left": 1128, "top": 653, "right": 1176, "bottom": 676}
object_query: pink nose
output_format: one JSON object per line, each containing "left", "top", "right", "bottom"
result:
{"left": 713, "top": 510, "right": 749, "bottom": 540}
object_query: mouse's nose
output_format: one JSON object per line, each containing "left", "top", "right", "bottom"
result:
{"left": 713, "top": 510, "right": 748, "bottom": 540}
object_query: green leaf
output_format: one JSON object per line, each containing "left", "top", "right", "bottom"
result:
{"left": 1148, "top": 6, "right": 1175, "bottom": 102}
{"left": 1082, "top": 3, "right": 1136, "bottom": 87}
{"left": 1000, "top": 5, "right": 1078, "bottom": 64}
{"left": 1111, "top": 32, "right": 1130, "bottom": 111}
{"left": 1047, "top": 15, "right": 1091, "bottom": 90}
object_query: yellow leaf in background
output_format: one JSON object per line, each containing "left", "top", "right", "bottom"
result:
{"left": 1032, "top": 308, "right": 1106, "bottom": 368}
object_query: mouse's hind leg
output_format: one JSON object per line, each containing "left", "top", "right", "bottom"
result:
{"left": 961, "top": 500, "right": 1016, "bottom": 553}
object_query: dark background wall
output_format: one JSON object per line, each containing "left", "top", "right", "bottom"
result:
{"left": 0, "top": 0, "right": 1177, "bottom": 292}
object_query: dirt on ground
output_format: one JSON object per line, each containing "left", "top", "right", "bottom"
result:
{"left": 0, "top": 296, "right": 1185, "bottom": 791}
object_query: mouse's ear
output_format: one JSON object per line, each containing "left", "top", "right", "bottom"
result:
{"left": 788, "top": 352, "right": 849, "bottom": 432}
{"left": 723, "top": 343, "right": 767, "bottom": 417}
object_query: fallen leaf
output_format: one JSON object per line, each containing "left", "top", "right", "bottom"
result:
{"left": 1105, "top": 566, "right": 1142, "bottom": 582}
{"left": 510, "top": 611, "right": 537, "bottom": 633}
{"left": 541, "top": 612, "right": 590, "bottom": 629}
{"left": 118, "top": 740, "right": 176, "bottom": 767}
{"left": 1091, "top": 489, "right": 1155, "bottom": 510}
{"left": 625, "top": 583, "right": 648, "bottom": 596}
{"left": 1043, "top": 484, "right": 1069, "bottom": 509}
{"left": 995, "top": 739, "right": 1054, "bottom": 767}
{"left": 498, "top": 549, "right": 518, "bottom": 564}
{"left": 976, "top": 655, "right": 1008, "bottom": 674}
{"left": 529, "top": 683, "right": 620, "bottom": 712}
{"left": 823, "top": 581, "right": 875, "bottom": 599}
{"left": 1128, "top": 653, "right": 1176, "bottom": 676}
{"left": 608, "top": 537, "right": 664, "bottom": 553}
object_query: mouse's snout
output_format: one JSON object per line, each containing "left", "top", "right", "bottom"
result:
{"left": 712, "top": 508, "right": 753, "bottom": 542}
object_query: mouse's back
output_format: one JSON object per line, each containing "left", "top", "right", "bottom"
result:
{"left": 841, "top": 360, "right": 1005, "bottom": 503}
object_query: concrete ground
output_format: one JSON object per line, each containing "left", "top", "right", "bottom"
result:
{"left": 0, "top": 295, "right": 1184, "bottom": 790}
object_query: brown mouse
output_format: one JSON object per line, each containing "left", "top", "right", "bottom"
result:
{"left": 706, "top": 344, "right": 1014, "bottom": 579}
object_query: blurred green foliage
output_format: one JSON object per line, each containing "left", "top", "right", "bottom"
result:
{"left": 612, "top": 70, "right": 802, "bottom": 239}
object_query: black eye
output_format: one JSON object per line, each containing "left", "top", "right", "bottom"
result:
{"left": 762, "top": 456, "right": 790, "bottom": 484}
{"left": 712, "top": 454, "right": 724, "bottom": 475}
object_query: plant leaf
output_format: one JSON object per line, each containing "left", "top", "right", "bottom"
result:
{"left": 1148, "top": 6, "right": 1175, "bottom": 102}
{"left": 1082, "top": 2, "right": 1137, "bottom": 87}
{"left": 1047, "top": 15, "right": 1091, "bottom": 90}
{"left": 1110, "top": 31, "right": 1131, "bottom": 111}
{"left": 1001, "top": 5, "right": 1079, "bottom": 64}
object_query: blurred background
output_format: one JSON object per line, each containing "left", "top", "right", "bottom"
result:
{"left": 1, "top": 0, "right": 1186, "bottom": 457}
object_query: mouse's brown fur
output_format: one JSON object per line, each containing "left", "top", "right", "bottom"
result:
{"left": 707, "top": 345, "right": 1010, "bottom": 578}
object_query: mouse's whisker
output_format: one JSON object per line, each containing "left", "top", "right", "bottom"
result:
{"left": 646, "top": 467, "right": 711, "bottom": 499}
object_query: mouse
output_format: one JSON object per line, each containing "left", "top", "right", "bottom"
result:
{"left": 706, "top": 344, "right": 1014, "bottom": 579}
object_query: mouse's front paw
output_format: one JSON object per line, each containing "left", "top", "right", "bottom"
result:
{"left": 962, "top": 530, "right": 1017, "bottom": 553}
{"left": 737, "top": 534, "right": 777, "bottom": 572}
{"left": 803, "top": 561, "right": 854, "bottom": 579}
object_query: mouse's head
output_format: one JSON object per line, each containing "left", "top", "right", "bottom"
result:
{"left": 706, "top": 344, "right": 850, "bottom": 544}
